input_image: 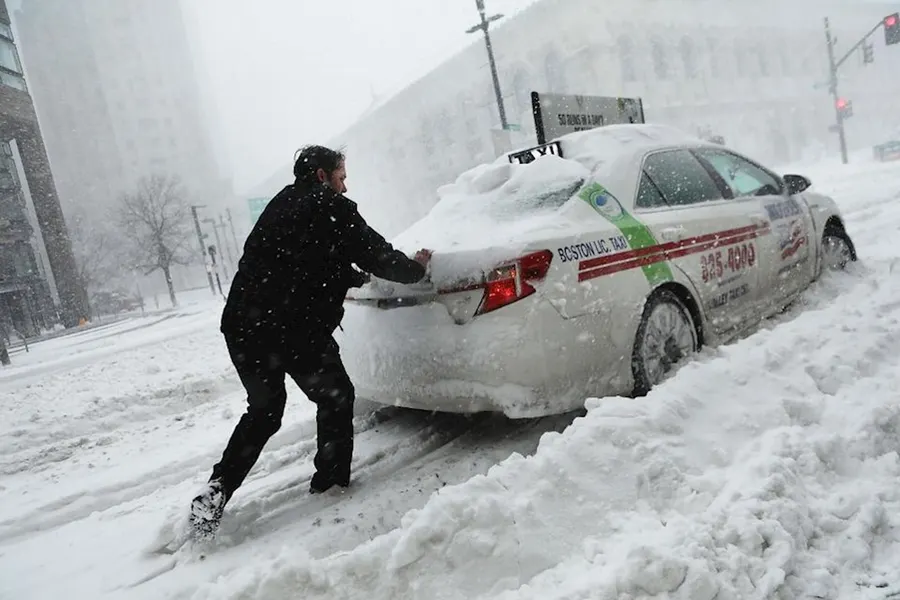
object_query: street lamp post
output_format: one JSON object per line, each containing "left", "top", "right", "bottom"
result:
{"left": 466, "top": 0, "right": 508, "bottom": 131}
{"left": 218, "top": 214, "right": 236, "bottom": 270}
{"left": 203, "top": 217, "right": 229, "bottom": 281}
{"left": 190, "top": 205, "right": 216, "bottom": 295}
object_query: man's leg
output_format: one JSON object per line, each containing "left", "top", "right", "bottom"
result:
{"left": 290, "top": 339, "right": 355, "bottom": 493}
{"left": 211, "top": 342, "right": 288, "bottom": 499}
{"left": 191, "top": 340, "right": 287, "bottom": 534}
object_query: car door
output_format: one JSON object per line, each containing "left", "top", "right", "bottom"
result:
{"left": 633, "top": 148, "right": 764, "bottom": 337}
{"left": 691, "top": 147, "right": 815, "bottom": 309}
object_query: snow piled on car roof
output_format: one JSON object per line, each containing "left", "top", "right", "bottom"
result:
{"left": 391, "top": 152, "right": 589, "bottom": 255}
{"left": 390, "top": 124, "right": 699, "bottom": 256}
{"left": 560, "top": 123, "right": 702, "bottom": 172}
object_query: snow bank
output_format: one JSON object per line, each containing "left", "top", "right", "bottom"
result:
{"left": 194, "top": 228, "right": 900, "bottom": 597}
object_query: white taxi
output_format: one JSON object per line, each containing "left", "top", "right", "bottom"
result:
{"left": 341, "top": 124, "right": 857, "bottom": 418}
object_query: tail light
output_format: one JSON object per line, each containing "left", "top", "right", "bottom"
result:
{"left": 476, "top": 250, "right": 553, "bottom": 315}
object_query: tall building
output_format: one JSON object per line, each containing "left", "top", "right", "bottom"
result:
{"left": 253, "top": 0, "right": 900, "bottom": 240}
{"left": 13, "top": 0, "right": 232, "bottom": 294}
{"left": 0, "top": 0, "right": 86, "bottom": 333}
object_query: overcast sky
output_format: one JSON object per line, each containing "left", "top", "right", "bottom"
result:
{"left": 180, "top": 0, "right": 541, "bottom": 192}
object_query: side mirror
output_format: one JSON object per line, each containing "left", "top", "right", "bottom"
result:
{"left": 783, "top": 174, "right": 812, "bottom": 195}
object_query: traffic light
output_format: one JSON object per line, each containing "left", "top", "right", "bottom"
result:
{"left": 836, "top": 98, "right": 853, "bottom": 119}
{"left": 862, "top": 42, "right": 875, "bottom": 64}
{"left": 885, "top": 13, "right": 900, "bottom": 45}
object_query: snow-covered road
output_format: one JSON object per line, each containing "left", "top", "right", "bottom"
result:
{"left": 2, "top": 157, "right": 900, "bottom": 600}
{"left": 0, "top": 299, "right": 579, "bottom": 599}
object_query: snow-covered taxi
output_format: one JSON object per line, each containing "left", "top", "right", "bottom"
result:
{"left": 342, "top": 124, "right": 857, "bottom": 418}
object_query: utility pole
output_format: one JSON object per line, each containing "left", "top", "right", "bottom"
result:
{"left": 219, "top": 214, "right": 235, "bottom": 270}
{"left": 226, "top": 209, "right": 241, "bottom": 260}
{"left": 822, "top": 14, "right": 897, "bottom": 165}
{"left": 203, "top": 218, "right": 229, "bottom": 281}
{"left": 466, "top": 0, "right": 508, "bottom": 131}
{"left": 190, "top": 205, "right": 216, "bottom": 295}
{"left": 824, "top": 18, "right": 849, "bottom": 165}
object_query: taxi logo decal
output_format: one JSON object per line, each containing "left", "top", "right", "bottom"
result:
{"left": 577, "top": 182, "right": 673, "bottom": 285}
{"left": 777, "top": 220, "right": 807, "bottom": 260}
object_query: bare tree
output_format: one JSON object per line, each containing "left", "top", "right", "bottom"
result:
{"left": 68, "top": 206, "right": 125, "bottom": 305}
{"left": 117, "top": 174, "right": 193, "bottom": 307}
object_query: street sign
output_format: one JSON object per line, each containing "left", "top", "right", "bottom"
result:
{"left": 247, "top": 197, "right": 270, "bottom": 225}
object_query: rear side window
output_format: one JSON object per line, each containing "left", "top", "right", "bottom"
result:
{"left": 643, "top": 149, "right": 725, "bottom": 206}
{"left": 635, "top": 172, "right": 668, "bottom": 209}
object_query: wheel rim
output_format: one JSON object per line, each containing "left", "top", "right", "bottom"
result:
{"left": 639, "top": 301, "right": 696, "bottom": 386}
{"left": 822, "top": 234, "right": 852, "bottom": 271}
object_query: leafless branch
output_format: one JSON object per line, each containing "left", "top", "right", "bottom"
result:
{"left": 117, "top": 173, "right": 194, "bottom": 288}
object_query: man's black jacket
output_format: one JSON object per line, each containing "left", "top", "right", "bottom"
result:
{"left": 221, "top": 181, "right": 425, "bottom": 350}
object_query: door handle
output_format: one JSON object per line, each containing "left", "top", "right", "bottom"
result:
{"left": 660, "top": 226, "right": 685, "bottom": 242}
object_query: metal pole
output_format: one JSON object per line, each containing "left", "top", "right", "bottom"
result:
{"left": 825, "top": 18, "right": 849, "bottom": 165}
{"left": 219, "top": 214, "right": 235, "bottom": 270}
{"left": 206, "top": 219, "right": 229, "bottom": 280}
{"left": 191, "top": 205, "right": 216, "bottom": 294}
{"left": 226, "top": 209, "right": 241, "bottom": 260}
{"left": 468, "top": 0, "right": 508, "bottom": 130}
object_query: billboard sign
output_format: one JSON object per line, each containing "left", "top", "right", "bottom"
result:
{"left": 531, "top": 92, "right": 645, "bottom": 144}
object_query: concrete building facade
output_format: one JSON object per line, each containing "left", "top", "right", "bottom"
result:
{"left": 254, "top": 0, "right": 900, "bottom": 240}
{"left": 13, "top": 0, "right": 231, "bottom": 296}
{"left": 0, "top": 0, "right": 87, "bottom": 334}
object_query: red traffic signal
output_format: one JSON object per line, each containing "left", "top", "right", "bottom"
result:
{"left": 886, "top": 12, "right": 900, "bottom": 45}
{"left": 836, "top": 98, "right": 853, "bottom": 119}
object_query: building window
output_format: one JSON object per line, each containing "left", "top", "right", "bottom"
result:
{"left": 757, "top": 43, "right": 769, "bottom": 77}
{"left": 0, "top": 22, "right": 13, "bottom": 40}
{"left": 652, "top": 38, "right": 668, "bottom": 79}
{"left": 0, "top": 71, "right": 26, "bottom": 91}
{"left": 707, "top": 38, "right": 720, "bottom": 77}
{"left": 680, "top": 37, "right": 697, "bottom": 79}
{"left": 618, "top": 36, "right": 636, "bottom": 82}
{"left": 0, "top": 38, "right": 23, "bottom": 74}
{"left": 544, "top": 49, "right": 566, "bottom": 92}
{"left": 512, "top": 68, "right": 531, "bottom": 114}
{"left": 735, "top": 41, "right": 750, "bottom": 77}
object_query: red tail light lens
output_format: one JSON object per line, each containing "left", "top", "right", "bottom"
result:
{"left": 477, "top": 250, "right": 553, "bottom": 315}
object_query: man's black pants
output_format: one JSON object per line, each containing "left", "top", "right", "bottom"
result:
{"left": 210, "top": 335, "right": 355, "bottom": 502}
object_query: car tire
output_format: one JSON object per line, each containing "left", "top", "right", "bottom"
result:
{"left": 631, "top": 289, "right": 699, "bottom": 397}
{"left": 819, "top": 222, "right": 856, "bottom": 274}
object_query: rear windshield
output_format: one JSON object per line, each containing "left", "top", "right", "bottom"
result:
{"left": 486, "top": 178, "right": 584, "bottom": 218}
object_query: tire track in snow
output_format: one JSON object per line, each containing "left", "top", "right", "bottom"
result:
{"left": 0, "top": 404, "right": 404, "bottom": 543}
{"left": 122, "top": 409, "right": 580, "bottom": 595}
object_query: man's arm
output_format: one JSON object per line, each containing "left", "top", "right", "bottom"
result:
{"left": 343, "top": 203, "right": 427, "bottom": 284}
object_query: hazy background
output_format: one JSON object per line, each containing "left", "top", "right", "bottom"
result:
{"left": 6, "top": 0, "right": 886, "bottom": 191}
{"left": 182, "top": 0, "right": 541, "bottom": 192}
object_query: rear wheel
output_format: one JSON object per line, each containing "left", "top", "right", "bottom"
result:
{"left": 631, "top": 289, "right": 699, "bottom": 396}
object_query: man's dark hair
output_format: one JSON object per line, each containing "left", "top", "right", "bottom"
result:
{"left": 293, "top": 145, "right": 345, "bottom": 184}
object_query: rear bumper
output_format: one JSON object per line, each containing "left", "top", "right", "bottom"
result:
{"left": 336, "top": 297, "right": 630, "bottom": 418}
